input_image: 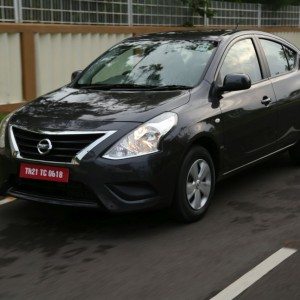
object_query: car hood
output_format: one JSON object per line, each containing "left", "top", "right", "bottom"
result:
{"left": 11, "top": 87, "right": 190, "bottom": 131}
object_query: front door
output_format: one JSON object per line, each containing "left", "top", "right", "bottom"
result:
{"left": 218, "top": 37, "right": 277, "bottom": 172}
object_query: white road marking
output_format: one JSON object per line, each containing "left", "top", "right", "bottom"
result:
{"left": 211, "top": 247, "right": 298, "bottom": 300}
{"left": 0, "top": 197, "right": 16, "bottom": 206}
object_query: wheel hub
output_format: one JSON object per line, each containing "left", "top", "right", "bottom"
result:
{"left": 186, "top": 159, "right": 212, "bottom": 210}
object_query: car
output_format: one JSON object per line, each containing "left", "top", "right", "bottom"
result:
{"left": 0, "top": 30, "right": 300, "bottom": 222}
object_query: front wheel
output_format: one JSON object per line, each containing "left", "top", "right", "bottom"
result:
{"left": 171, "top": 146, "right": 216, "bottom": 223}
{"left": 289, "top": 142, "right": 300, "bottom": 165}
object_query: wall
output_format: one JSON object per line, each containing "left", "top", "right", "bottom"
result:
{"left": 0, "top": 33, "right": 22, "bottom": 104}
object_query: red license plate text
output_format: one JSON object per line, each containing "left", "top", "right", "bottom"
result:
{"left": 19, "top": 163, "right": 69, "bottom": 183}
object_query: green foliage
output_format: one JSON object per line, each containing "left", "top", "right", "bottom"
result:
{"left": 181, "top": 0, "right": 214, "bottom": 18}
{"left": 240, "top": 0, "right": 300, "bottom": 10}
{"left": 182, "top": 0, "right": 300, "bottom": 20}
{"left": 0, "top": 114, "right": 6, "bottom": 122}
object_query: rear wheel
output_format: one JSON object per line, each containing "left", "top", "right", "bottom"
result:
{"left": 172, "top": 146, "right": 215, "bottom": 223}
{"left": 289, "top": 142, "right": 300, "bottom": 165}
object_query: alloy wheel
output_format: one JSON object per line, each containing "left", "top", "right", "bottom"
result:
{"left": 186, "top": 159, "right": 212, "bottom": 210}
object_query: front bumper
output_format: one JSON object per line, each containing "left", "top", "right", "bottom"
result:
{"left": 0, "top": 147, "right": 181, "bottom": 212}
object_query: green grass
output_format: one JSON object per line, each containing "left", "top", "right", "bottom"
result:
{"left": 0, "top": 114, "right": 7, "bottom": 122}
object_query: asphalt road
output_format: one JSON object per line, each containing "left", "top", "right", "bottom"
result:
{"left": 0, "top": 152, "right": 299, "bottom": 300}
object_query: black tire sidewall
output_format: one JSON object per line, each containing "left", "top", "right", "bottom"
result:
{"left": 173, "top": 146, "right": 216, "bottom": 222}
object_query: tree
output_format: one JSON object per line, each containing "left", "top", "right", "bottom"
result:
{"left": 182, "top": 0, "right": 300, "bottom": 19}
{"left": 181, "top": 0, "right": 214, "bottom": 18}
{"left": 245, "top": 0, "right": 300, "bottom": 10}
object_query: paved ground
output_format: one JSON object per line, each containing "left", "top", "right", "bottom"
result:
{"left": 0, "top": 152, "right": 299, "bottom": 300}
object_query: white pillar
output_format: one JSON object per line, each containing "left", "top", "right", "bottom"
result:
{"left": 204, "top": 4, "right": 209, "bottom": 26}
{"left": 13, "top": 0, "right": 22, "bottom": 23}
{"left": 128, "top": 0, "right": 133, "bottom": 26}
{"left": 257, "top": 4, "right": 262, "bottom": 27}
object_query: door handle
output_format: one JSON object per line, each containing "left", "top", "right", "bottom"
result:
{"left": 261, "top": 96, "right": 272, "bottom": 106}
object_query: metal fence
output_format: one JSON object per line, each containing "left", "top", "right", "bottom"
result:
{"left": 0, "top": 0, "right": 15, "bottom": 22}
{"left": 21, "top": 0, "right": 129, "bottom": 24}
{"left": 0, "top": 0, "right": 300, "bottom": 26}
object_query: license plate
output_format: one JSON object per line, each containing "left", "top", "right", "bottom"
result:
{"left": 19, "top": 163, "right": 69, "bottom": 183}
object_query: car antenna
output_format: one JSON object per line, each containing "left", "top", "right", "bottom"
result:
{"left": 234, "top": 22, "right": 239, "bottom": 31}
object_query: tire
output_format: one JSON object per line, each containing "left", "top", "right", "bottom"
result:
{"left": 289, "top": 142, "right": 300, "bottom": 165}
{"left": 171, "top": 146, "right": 216, "bottom": 223}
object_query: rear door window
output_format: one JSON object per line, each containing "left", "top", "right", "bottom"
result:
{"left": 283, "top": 45, "right": 297, "bottom": 70}
{"left": 260, "top": 39, "right": 289, "bottom": 77}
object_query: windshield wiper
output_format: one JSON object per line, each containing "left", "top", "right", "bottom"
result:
{"left": 77, "top": 83, "right": 157, "bottom": 90}
{"left": 151, "top": 85, "right": 193, "bottom": 90}
{"left": 77, "top": 83, "right": 193, "bottom": 91}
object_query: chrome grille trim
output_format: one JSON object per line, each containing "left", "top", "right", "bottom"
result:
{"left": 9, "top": 125, "right": 116, "bottom": 166}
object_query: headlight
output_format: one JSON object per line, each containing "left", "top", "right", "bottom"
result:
{"left": 0, "top": 113, "right": 13, "bottom": 149}
{"left": 103, "top": 112, "right": 178, "bottom": 160}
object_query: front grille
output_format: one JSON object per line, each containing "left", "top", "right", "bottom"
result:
{"left": 9, "top": 178, "right": 99, "bottom": 205}
{"left": 12, "top": 127, "right": 105, "bottom": 163}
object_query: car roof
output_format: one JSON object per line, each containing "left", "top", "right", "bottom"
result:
{"left": 128, "top": 30, "right": 230, "bottom": 42}
{"left": 127, "top": 29, "right": 281, "bottom": 42}
{"left": 126, "top": 29, "right": 299, "bottom": 50}
{"left": 123, "top": 29, "right": 299, "bottom": 53}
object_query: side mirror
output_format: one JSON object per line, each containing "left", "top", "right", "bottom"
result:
{"left": 71, "top": 70, "right": 82, "bottom": 81}
{"left": 222, "top": 73, "right": 251, "bottom": 92}
{"left": 210, "top": 73, "right": 252, "bottom": 102}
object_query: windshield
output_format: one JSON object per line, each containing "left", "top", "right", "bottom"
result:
{"left": 76, "top": 39, "right": 218, "bottom": 89}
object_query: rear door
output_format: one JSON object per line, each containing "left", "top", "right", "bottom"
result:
{"left": 217, "top": 36, "right": 278, "bottom": 172}
{"left": 257, "top": 37, "right": 300, "bottom": 149}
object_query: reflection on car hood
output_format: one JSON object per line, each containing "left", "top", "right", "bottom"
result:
{"left": 11, "top": 87, "right": 190, "bottom": 130}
